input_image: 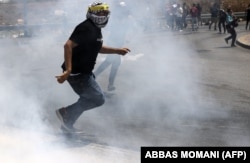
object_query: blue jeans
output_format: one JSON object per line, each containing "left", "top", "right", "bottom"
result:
{"left": 191, "top": 17, "right": 197, "bottom": 30}
{"left": 65, "top": 73, "right": 105, "bottom": 126}
{"left": 94, "top": 55, "right": 121, "bottom": 86}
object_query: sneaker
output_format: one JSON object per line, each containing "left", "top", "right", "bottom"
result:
{"left": 224, "top": 39, "right": 228, "bottom": 44}
{"left": 60, "top": 125, "right": 84, "bottom": 134}
{"left": 56, "top": 108, "right": 84, "bottom": 134}
{"left": 231, "top": 45, "right": 236, "bottom": 47}
{"left": 55, "top": 108, "right": 73, "bottom": 131}
{"left": 108, "top": 85, "right": 116, "bottom": 91}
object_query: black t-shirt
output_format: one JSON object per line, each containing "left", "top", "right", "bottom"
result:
{"left": 62, "top": 19, "right": 103, "bottom": 74}
{"left": 219, "top": 10, "right": 227, "bottom": 21}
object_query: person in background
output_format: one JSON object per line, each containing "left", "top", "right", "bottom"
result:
{"left": 182, "top": 2, "right": 189, "bottom": 29}
{"left": 94, "top": 1, "right": 130, "bottom": 91}
{"left": 209, "top": 3, "right": 219, "bottom": 31}
{"left": 218, "top": 9, "right": 227, "bottom": 34}
{"left": 165, "top": 2, "right": 171, "bottom": 29}
{"left": 175, "top": 3, "right": 183, "bottom": 31}
{"left": 190, "top": 3, "right": 198, "bottom": 31}
{"left": 170, "top": 2, "right": 178, "bottom": 30}
{"left": 245, "top": 4, "right": 250, "bottom": 30}
{"left": 55, "top": 1, "right": 130, "bottom": 133}
{"left": 196, "top": 3, "right": 202, "bottom": 26}
{"left": 225, "top": 8, "right": 238, "bottom": 47}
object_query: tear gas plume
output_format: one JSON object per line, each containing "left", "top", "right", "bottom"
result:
{"left": 0, "top": 0, "right": 249, "bottom": 163}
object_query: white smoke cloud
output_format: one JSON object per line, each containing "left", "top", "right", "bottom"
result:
{"left": 0, "top": 1, "right": 140, "bottom": 162}
{"left": 1, "top": 0, "right": 249, "bottom": 163}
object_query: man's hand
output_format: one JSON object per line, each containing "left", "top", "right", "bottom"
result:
{"left": 117, "top": 48, "right": 131, "bottom": 56}
{"left": 55, "top": 71, "right": 70, "bottom": 84}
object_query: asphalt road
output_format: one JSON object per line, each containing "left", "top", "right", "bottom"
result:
{"left": 0, "top": 23, "right": 250, "bottom": 163}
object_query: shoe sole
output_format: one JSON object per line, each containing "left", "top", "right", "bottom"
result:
{"left": 61, "top": 126, "right": 85, "bottom": 134}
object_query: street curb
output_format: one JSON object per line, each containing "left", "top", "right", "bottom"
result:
{"left": 236, "top": 34, "right": 250, "bottom": 49}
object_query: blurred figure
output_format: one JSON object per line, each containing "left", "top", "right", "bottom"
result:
{"left": 94, "top": 1, "right": 131, "bottom": 91}
{"left": 182, "top": 2, "right": 189, "bottom": 29}
{"left": 218, "top": 9, "right": 227, "bottom": 34}
{"left": 55, "top": 1, "right": 130, "bottom": 133}
{"left": 209, "top": 3, "right": 219, "bottom": 31}
{"left": 196, "top": 3, "right": 202, "bottom": 26}
{"left": 225, "top": 8, "right": 238, "bottom": 47}
{"left": 190, "top": 3, "right": 198, "bottom": 31}
{"left": 245, "top": 4, "right": 250, "bottom": 30}
{"left": 175, "top": 3, "right": 183, "bottom": 31}
{"left": 170, "top": 2, "right": 178, "bottom": 30}
{"left": 165, "top": 2, "right": 172, "bottom": 29}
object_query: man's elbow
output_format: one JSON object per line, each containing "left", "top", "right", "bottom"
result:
{"left": 64, "top": 40, "right": 77, "bottom": 50}
{"left": 64, "top": 42, "right": 71, "bottom": 50}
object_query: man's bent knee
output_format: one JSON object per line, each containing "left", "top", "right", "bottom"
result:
{"left": 77, "top": 94, "right": 105, "bottom": 110}
{"left": 95, "top": 94, "right": 105, "bottom": 107}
